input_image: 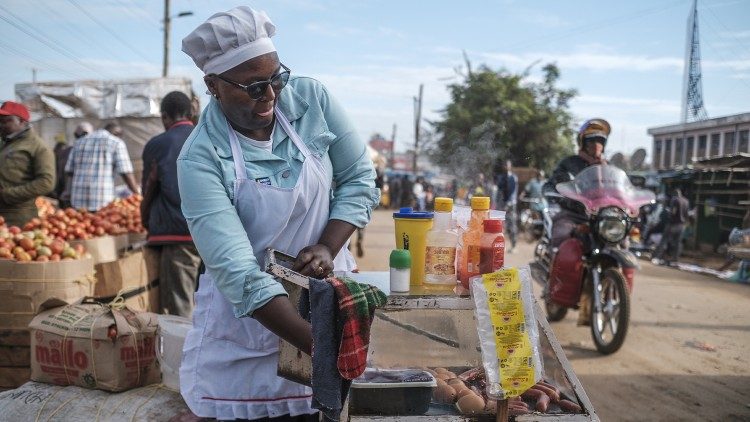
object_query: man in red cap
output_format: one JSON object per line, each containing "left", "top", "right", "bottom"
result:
{"left": 0, "top": 101, "right": 55, "bottom": 227}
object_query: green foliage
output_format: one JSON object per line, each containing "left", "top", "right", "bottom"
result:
{"left": 428, "top": 63, "right": 577, "bottom": 179}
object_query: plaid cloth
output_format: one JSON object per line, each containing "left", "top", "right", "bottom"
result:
{"left": 65, "top": 129, "right": 134, "bottom": 211}
{"left": 328, "top": 276, "right": 387, "bottom": 380}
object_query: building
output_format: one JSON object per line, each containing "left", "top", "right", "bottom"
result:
{"left": 648, "top": 112, "right": 750, "bottom": 170}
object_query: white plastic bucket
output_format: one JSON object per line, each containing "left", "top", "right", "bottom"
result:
{"left": 155, "top": 315, "right": 192, "bottom": 391}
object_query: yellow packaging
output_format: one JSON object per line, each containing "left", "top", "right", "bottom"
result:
{"left": 472, "top": 268, "right": 541, "bottom": 399}
{"left": 393, "top": 208, "right": 434, "bottom": 286}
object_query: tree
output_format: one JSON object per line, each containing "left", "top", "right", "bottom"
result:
{"left": 428, "top": 62, "right": 577, "bottom": 180}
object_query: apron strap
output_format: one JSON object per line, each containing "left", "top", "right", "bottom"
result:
{"left": 274, "top": 106, "right": 315, "bottom": 160}
{"left": 225, "top": 108, "right": 318, "bottom": 181}
{"left": 225, "top": 118, "right": 249, "bottom": 181}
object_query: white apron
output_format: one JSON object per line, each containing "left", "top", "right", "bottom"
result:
{"left": 180, "top": 106, "right": 356, "bottom": 420}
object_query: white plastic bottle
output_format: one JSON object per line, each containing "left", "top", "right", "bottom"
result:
{"left": 424, "top": 197, "right": 459, "bottom": 287}
{"left": 390, "top": 249, "right": 411, "bottom": 293}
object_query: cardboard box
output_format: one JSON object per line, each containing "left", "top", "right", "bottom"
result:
{"left": 0, "top": 259, "right": 95, "bottom": 329}
{"left": 128, "top": 232, "right": 147, "bottom": 246}
{"left": 29, "top": 300, "right": 160, "bottom": 392}
{"left": 70, "top": 234, "right": 129, "bottom": 264}
{"left": 0, "top": 367, "right": 30, "bottom": 388}
{"left": 0, "top": 346, "right": 30, "bottom": 367}
{"left": 0, "top": 329, "right": 30, "bottom": 347}
{"left": 94, "top": 250, "right": 160, "bottom": 313}
{"left": 142, "top": 246, "right": 161, "bottom": 283}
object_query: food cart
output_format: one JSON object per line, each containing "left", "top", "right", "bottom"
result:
{"left": 266, "top": 254, "right": 599, "bottom": 422}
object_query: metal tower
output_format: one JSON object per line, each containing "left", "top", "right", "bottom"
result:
{"left": 681, "top": 0, "right": 708, "bottom": 122}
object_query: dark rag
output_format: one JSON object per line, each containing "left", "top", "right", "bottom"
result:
{"left": 300, "top": 277, "right": 348, "bottom": 421}
{"left": 299, "top": 275, "right": 387, "bottom": 421}
{"left": 329, "top": 276, "right": 387, "bottom": 380}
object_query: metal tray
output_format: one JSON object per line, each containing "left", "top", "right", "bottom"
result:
{"left": 263, "top": 256, "right": 598, "bottom": 421}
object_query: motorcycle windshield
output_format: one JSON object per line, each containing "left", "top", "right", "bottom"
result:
{"left": 555, "top": 165, "right": 655, "bottom": 217}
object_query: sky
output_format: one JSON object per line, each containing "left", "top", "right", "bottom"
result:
{"left": 1, "top": 0, "right": 749, "bottom": 162}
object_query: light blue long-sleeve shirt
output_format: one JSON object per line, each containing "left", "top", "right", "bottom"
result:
{"left": 177, "top": 76, "right": 380, "bottom": 318}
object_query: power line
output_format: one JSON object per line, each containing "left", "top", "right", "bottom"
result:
{"left": 0, "top": 39, "right": 86, "bottom": 79}
{"left": 504, "top": 0, "right": 687, "bottom": 52}
{"left": 0, "top": 4, "right": 87, "bottom": 61}
{"left": 65, "top": 0, "right": 153, "bottom": 62}
{"left": 29, "top": 0, "right": 133, "bottom": 64}
{"left": 702, "top": 3, "right": 750, "bottom": 58}
{"left": 0, "top": 8, "right": 112, "bottom": 77}
{"left": 111, "top": 0, "right": 162, "bottom": 29}
{"left": 692, "top": 9, "right": 750, "bottom": 92}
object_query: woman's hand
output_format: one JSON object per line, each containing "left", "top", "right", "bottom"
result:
{"left": 293, "top": 244, "right": 334, "bottom": 277}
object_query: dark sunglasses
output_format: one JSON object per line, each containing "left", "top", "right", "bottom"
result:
{"left": 209, "top": 63, "right": 291, "bottom": 100}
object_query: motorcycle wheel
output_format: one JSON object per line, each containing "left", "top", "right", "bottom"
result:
{"left": 590, "top": 268, "right": 630, "bottom": 354}
{"left": 545, "top": 299, "right": 568, "bottom": 322}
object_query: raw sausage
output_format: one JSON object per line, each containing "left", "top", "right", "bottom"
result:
{"left": 559, "top": 399, "right": 582, "bottom": 413}
{"left": 531, "top": 384, "right": 560, "bottom": 402}
{"left": 535, "top": 393, "right": 550, "bottom": 412}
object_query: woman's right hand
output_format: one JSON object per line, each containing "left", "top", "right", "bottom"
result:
{"left": 293, "top": 244, "right": 334, "bottom": 278}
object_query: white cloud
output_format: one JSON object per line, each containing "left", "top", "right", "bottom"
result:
{"left": 376, "top": 26, "right": 407, "bottom": 39}
{"left": 720, "top": 30, "right": 750, "bottom": 39}
{"left": 479, "top": 51, "right": 684, "bottom": 73}
{"left": 521, "top": 13, "right": 568, "bottom": 28}
{"left": 574, "top": 95, "right": 681, "bottom": 116}
{"left": 304, "top": 23, "right": 362, "bottom": 37}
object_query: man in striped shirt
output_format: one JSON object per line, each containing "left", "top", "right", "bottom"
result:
{"left": 64, "top": 123, "right": 140, "bottom": 211}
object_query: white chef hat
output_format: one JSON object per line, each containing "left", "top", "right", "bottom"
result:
{"left": 182, "top": 6, "right": 276, "bottom": 75}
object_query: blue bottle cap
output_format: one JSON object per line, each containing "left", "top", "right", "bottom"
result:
{"left": 393, "top": 207, "right": 434, "bottom": 219}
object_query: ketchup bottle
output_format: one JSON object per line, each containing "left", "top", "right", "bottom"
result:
{"left": 479, "top": 219, "right": 505, "bottom": 274}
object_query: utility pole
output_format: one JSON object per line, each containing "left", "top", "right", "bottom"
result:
{"left": 32, "top": 68, "right": 38, "bottom": 84}
{"left": 162, "top": 0, "right": 170, "bottom": 77}
{"left": 390, "top": 123, "right": 397, "bottom": 169}
{"left": 412, "top": 84, "right": 423, "bottom": 175}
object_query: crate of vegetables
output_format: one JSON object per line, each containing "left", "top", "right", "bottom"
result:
{"left": 0, "top": 224, "right": 94, "bottom": 330}
{"left": 21, "top": 196, "right": 145, "bottom": 265}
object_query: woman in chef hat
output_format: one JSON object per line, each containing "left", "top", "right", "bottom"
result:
{"left": 178, "top": 6, "right": 379, "bottom": 421}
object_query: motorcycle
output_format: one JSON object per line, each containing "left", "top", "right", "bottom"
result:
{"left": 531, "top": 165, "right": 655, "bottom": 354}
{"left": 519, "top": 197, "right": 546, "bottom": 241}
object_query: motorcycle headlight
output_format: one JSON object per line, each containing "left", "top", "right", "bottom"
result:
{"left": 597, "top": 208, "right": 628, "bottom": 243}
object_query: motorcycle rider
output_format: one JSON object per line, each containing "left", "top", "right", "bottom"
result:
{"left": 520, "top": 169, "right": 547, "bottom": 213}
{"left": 543, "top": 118, "right": 610, "bottom": 325}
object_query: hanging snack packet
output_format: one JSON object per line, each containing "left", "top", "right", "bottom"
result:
{"left": 470, "top": 266, "right": 543, "bottom": 400}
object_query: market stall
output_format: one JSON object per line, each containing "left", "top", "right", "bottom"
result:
{"left": 267, "top": 256, "right": 599, "bottom": 421}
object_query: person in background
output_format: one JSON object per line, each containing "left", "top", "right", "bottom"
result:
{"left": 653, "top": 187, "right": 689, "bottom": 265}
{"left": 469, "top": 172, "right": 491, "bottom": 199}
{"left": 141, "top": 91, "right": 202, "bottom": 317}
{"left": 388, "top": 175, "right": 402, "bottom": 209}
{"left": 178, "top": 6, "right": 379, "bottom": 420}
{"left": 54, "top": 122, "right": 92, "bottom": 208}
{"left": 642, "top": 194, "right": 669, "bottom": 247}
{"left": 413, "top": 176, "right": 426, "bottom": 211}
{"left": 64, "top": 122, "right": 140, "bottom": 211}
{"left": 400, "top": 175, "right": 414, "bottom": 208}
{"left": 520, "top": 169, "right": 547, "bottom": 213}
{"left": 0, "top": 101, "right": 55, "bottom": 227}
{"left": 495, "top": 160, "right": 518, "bottom": 253}
{"left": 425, "top": 184, "right": 435, "bottom": 211}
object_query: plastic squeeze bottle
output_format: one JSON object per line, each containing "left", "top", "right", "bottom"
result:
{"left": 424, "top": 197, "right": 458, "bottom": 287}
{"left": 458, "top": 196, "right": 490, "bottom": 288}
{"left": 479, "top": 219, "right": 505, "bottom": 274}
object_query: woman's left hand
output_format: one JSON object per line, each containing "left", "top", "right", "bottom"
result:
{"left": 293, "top": 244, "right": 334, "bottom": 277}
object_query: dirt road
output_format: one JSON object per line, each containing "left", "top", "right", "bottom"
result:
{"left": 355, "top": 209, "right": 750, "bottom": 421}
